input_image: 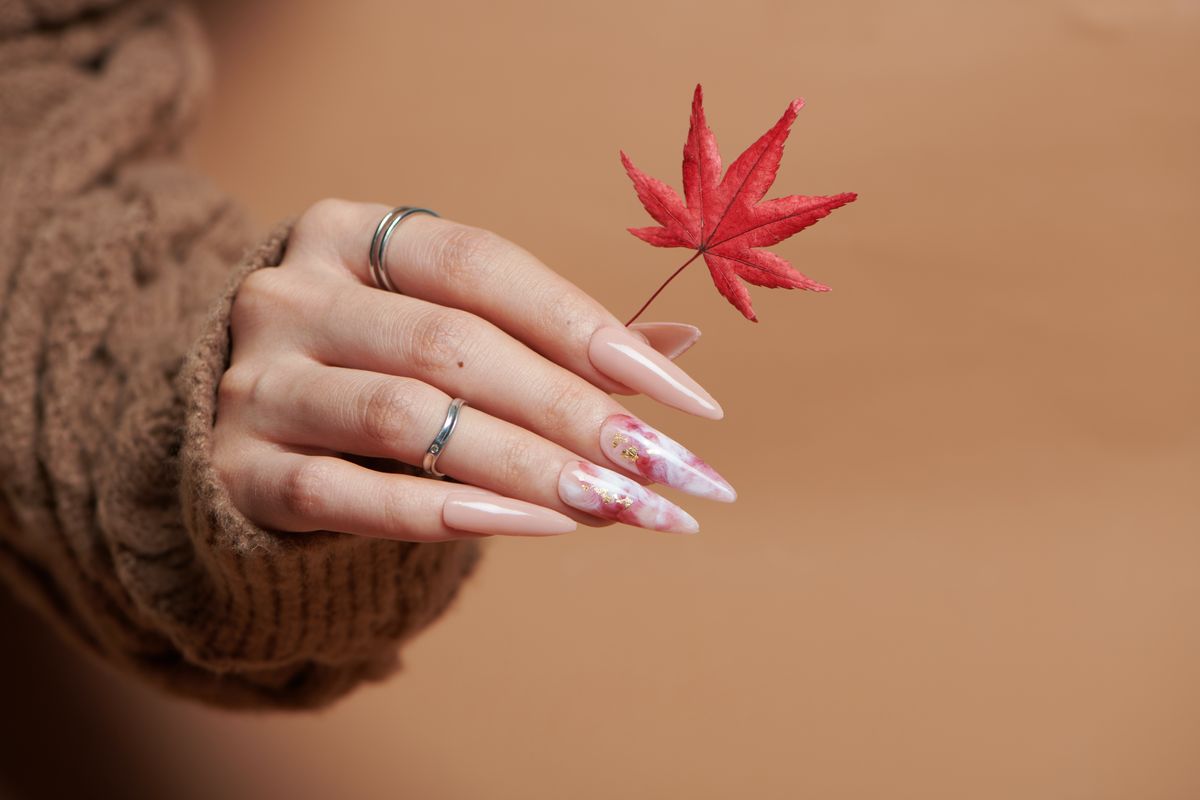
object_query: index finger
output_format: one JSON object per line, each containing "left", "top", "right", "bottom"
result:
{"left": 290, "top": 199, "right": 723, "bottom": 420}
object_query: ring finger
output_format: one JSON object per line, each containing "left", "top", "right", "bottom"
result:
{"left": 256, "top": 359, "right": 704, "bottom": 533}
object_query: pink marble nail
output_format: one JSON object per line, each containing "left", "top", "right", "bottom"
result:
{"left": 557, "top": 460, "right": 699, "bottom": 534}
{"left": 588, "top": 326, "right": 723, "bottom": 419}
{"left": 443, "top": 491, "right": 577, "bottom": 536}
{"left": 599, "top": 414, "right": 736, "bottom": 503}
{"left": 627, "top": 322, "right": 702, "bottom": 360}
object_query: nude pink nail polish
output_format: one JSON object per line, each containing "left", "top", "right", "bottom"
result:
{"left": 443, "top": 492, "right": 577, "bottom": 536}
{"left": 599, "top": 414, "right": 736, "bottom": 502}
{"left": 588, "top": 326, "right": 723, "bottom": 419}
{"left": 627, "top": 322, "right": 702, "bottom": 360}
{"left": 557, "top": 460, "right": 699, "bottom": 534}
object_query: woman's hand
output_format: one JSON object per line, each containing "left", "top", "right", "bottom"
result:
{"left": 213, "top": 199, "right": 736, "bottom": 542}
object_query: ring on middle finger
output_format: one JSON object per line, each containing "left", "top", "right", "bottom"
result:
{"left": 422, "top": 397, "right": 468, "bottom": 477}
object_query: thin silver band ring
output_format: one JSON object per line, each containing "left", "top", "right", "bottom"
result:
{"left": 369, "top": 206, "right": 440, "bottom": 292}
{"left": 423, "top": 397, "right": 468, "bottom": 477}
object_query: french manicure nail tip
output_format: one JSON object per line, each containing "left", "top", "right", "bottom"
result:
{"left": 600, "top": 414, "right": 737, "bottom": 503}
{"left": 558, "top": 460, "right": 699, "bottom": 534}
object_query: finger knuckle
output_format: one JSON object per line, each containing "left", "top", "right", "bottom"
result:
{"left": 250, "top": 362, "right": 293, "bottom": 409}
{"left": 376, "top": 483, "right": 415, "bottom": 537}
{"left": 540, "top": 381, "right": 595, "bottom": 438}
{"left": 231, "top": 268, "right": 292, "bottom": 332}
{"left": 233, "top": 267, "right": 337, "bottom": 350}
{"left": 295, "top": 197, "right": 358, "bottom": 241}
{"left": 289, "top": 198, "right": 363, "bottom": 262}
{"left": 360, "top": 378, "right": 418, "bottom": 448}
{"left": 216, "top": 363, "right": 261, "bottom": 408}
{"left": 230, "top": 271, "right": 270, "bottom": 334}
{"left": 495, "top": 437, "right": 537, "bottom": 487}
{"left": 432, "top": 224, "right": 510, "bottom": 289}
{"left": 279, "top": 460, "right": 335, "bottom": 523}
{"left": 406, "top": 308, "right": 479, "bottom": 373}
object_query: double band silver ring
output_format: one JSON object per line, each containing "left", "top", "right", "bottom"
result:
{"left": 369, "top": 206, "right": 440, "bottom": 293}
{"left": 423, "top": 397, "right": 468, "bottom": 477}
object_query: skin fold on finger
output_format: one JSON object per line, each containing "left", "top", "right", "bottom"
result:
{"left": 251, "top": 361, "right": 700, "bottom": 532}
{"left": 290, "top": 199, "right": 721, "bottom": 418}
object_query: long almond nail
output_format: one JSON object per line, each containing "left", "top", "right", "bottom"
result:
{"left": 588, "top": 326, "right": 722, "bottom": 419}
{"left": 443, "top": 491, "right": 577, "bottom": 536}
{"left": 557, "top": 460, "right": 699, "bottom": 534}
{"left": 627, "top": 322, "right": 702, "bottom": 360}
{"left": 600, "top": 414, "right": 736, "bottom": 502}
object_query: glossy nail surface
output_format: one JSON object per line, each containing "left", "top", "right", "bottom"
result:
{"left": 628, "top": 322, "right": 702, "bottom": 360}
{"left": 557, "top": 460, "right": 699, "bottom": 534}
{"left": 443, "top": 491, "right": 577, "bottom": 536}
{"left": 588, "top": 326, "right": 722, "bottom": 419}
{"left": 600, "top": 414, "right": 736, "bottom": 502}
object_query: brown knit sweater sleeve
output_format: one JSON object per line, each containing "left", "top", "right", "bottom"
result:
{"left": 0, "top": 0, "right": 483, "bottom": 709}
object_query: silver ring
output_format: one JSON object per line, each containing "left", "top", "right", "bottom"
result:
{"left": 368, "top": 206, "right": 440, "bottom": 293}
{"left": 422, "top": 397, "right": 467, "bottom": 477}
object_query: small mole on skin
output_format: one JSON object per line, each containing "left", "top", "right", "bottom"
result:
{"left": 457, "top": 361, "right": 464, "bottom": 368}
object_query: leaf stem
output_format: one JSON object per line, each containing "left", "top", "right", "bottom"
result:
{"left": 625, "top": 251, "right": 703, "bottom": 326}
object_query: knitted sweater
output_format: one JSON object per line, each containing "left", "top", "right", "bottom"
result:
{"left": 0, "top": 0, "right": 482, "bottom": 709}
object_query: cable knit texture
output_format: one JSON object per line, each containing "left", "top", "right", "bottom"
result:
{"left": 0, "top": 0, "right": 483, "bottom": 709}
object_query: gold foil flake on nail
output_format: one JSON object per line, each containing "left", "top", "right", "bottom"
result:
{"left": 584, "top": 482, "right": 635, "bottom": 508}
{"left": 621, "top": 446, "right": 640, "bottom": 462}
{"left": 610, "top": 432, "right": 629, "bottom": 449}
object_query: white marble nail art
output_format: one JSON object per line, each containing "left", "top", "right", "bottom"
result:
{"left": 558, "top": 460, "right": 699, "bottom": 534}
{"left": 599, "top": 414, "right": 736, "bottom": 502}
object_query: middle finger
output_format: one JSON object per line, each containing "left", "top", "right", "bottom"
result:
{"left": 311, "top": 283, "right": 736, "bottom": 502}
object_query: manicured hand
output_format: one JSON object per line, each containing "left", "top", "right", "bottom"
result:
{"left": 213, "top": 199, "right": 735, "bottom": 542}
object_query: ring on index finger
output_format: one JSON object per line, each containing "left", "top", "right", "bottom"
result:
{"left": 368, "top": 206, "right": 440, "bottom": 293}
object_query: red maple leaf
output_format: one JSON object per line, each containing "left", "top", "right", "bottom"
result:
{"left": 621, "top": 84, "right": 857, "bottom": 322}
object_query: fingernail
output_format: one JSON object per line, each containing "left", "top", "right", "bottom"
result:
{"left": 588, "top": 326, "right": 723, "bottom": 419}
{"left": 557, "top": 460, "right": 700, "bottom": 534}
{"left": 600, "top": 414, "right": 736, "bottom": 503}
{"left": 443, "top": 491, "right": 577, "bottom": 536}
{"left": 627, "top": 322, "right": 702, "bottom": 360}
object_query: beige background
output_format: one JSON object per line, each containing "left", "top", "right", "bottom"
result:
{"left": 4, "top": 0, "right": 1200, "bottom": 798}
